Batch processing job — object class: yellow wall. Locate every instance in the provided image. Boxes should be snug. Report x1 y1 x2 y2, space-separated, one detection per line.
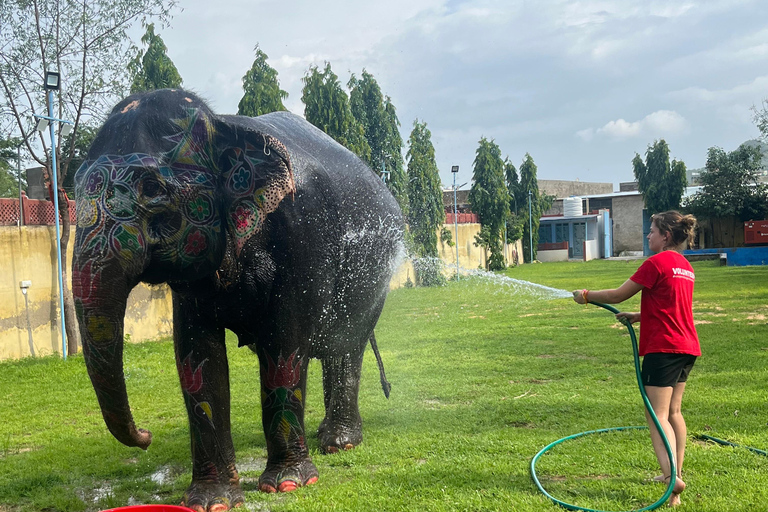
0 226 172 361
389 223 524 288
1 223 522 361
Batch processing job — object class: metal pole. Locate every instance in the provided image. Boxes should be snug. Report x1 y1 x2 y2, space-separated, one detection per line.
46 89 67 360
17 145 23 226
453 172 459 281
528 190 533 263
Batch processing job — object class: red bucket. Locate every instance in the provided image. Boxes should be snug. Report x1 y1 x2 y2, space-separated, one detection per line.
101 506 195 512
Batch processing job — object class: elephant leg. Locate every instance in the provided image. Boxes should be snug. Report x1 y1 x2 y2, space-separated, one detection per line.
318 345 365 453
257 346 318 493
173 298 243 512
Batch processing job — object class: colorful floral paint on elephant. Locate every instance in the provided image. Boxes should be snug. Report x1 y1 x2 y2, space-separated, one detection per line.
262 350 305 445
178 353 215 427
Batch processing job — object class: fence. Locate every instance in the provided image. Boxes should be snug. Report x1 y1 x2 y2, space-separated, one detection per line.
445 212 480 224
0 194 77 226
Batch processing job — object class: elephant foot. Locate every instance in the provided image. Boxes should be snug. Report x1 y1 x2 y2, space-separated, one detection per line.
318 418 362 454
181 480 244 512
258 459 319 493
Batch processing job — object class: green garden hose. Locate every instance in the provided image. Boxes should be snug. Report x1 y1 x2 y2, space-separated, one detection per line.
530 301 676 512
530 301 767 511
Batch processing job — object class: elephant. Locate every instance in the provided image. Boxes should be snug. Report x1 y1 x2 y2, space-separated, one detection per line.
71 88 404 511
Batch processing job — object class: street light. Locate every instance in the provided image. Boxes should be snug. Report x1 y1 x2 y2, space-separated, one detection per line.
451 165 460 281
528 190 533 263
33 70 72 360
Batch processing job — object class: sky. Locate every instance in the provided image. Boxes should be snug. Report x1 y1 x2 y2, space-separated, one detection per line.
149 0 768 191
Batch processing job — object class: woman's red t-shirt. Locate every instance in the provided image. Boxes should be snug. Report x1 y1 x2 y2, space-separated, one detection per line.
630 250 701 356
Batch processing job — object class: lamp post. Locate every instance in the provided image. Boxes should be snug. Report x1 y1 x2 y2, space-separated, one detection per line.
451 165 460 280
33 70 72 360
528 190 533 263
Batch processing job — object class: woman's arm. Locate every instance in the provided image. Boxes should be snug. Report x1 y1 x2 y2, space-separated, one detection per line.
572 279 643 305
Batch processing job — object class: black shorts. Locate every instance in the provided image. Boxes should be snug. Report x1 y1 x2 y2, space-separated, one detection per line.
641 353 697 387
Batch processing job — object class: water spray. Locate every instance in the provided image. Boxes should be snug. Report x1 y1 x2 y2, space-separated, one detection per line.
531 300 767 512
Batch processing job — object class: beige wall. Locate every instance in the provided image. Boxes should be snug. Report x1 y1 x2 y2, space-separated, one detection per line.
389 223 524 287
539 180 613 198
2 223 522 361
611 195 645 254
0 226 173 361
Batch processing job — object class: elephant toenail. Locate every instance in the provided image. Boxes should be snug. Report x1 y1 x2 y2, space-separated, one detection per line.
343 443 354 450
278 480 298 492
307 477 318 485
259 483 278 493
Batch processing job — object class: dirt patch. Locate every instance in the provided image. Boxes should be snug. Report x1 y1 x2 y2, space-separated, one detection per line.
537 354 556 359
468 315 486 319
746 314 767 321
694 320 712 325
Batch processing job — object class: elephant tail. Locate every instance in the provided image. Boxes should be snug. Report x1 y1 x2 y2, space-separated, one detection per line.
369 332 391 399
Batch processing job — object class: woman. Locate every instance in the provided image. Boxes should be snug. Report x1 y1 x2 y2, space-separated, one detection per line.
572 210 699 507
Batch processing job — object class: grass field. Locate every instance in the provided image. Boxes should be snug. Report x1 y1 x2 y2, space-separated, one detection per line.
1 259 767 511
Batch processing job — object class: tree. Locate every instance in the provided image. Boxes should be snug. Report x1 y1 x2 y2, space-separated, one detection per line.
382 96 408 216
0 0 176 355
348 71 408 214
0 137 20 197
684 144 768 222
301 63 370 161
504 158 524 244
237 44 288 116
405 120 445 286
518 153 552 263
633 139 687 215
129 23 182 93
752 99 768 142
469 137 508 270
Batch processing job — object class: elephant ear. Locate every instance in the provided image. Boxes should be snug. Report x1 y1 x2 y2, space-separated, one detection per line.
215 122 296 254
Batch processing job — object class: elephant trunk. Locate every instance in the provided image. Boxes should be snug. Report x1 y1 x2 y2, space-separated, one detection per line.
72 254 152 450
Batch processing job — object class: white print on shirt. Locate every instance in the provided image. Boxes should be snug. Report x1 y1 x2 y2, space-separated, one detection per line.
672 267 695 281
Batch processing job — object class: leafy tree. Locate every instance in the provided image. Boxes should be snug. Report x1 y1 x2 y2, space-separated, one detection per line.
129 23 182 93
0 0 176 354
382 96 408 216
405 120 445 285
684 144 768 221
469 137 508 270
504 158 524 244
752 99 768 141
237 44 288 116
632 139 687 215
0 137 20 198
348 71 408 213
301 63 370 161
348 70 387 169
518 153 552 263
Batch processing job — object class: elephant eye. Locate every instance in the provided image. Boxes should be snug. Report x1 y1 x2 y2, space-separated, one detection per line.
141 176 164 198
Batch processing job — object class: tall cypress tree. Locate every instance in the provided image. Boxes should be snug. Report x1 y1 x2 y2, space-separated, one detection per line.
129 23 183 93
469 138 508 270
382 96 408 216
237 45 288 116
518 153 550 263
406 120 445 285
301 63 370 161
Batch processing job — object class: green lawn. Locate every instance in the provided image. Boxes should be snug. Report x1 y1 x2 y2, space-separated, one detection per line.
1 259 766 511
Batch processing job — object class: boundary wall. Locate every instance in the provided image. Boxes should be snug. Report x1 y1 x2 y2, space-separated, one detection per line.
1 223 522 361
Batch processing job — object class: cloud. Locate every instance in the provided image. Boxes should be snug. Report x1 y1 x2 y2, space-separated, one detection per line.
578 110 689 140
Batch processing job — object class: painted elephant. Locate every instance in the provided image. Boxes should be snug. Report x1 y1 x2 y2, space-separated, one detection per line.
72 89 403 511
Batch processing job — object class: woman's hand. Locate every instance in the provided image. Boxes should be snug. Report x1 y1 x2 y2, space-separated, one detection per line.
615 312 640 325
572 290 587 305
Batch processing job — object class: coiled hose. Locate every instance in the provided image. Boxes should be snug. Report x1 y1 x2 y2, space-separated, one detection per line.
530 301 767 511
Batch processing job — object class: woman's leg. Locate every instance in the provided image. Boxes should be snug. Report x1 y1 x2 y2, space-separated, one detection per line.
645 385 686 505
644 385 676 478
668 382 688 476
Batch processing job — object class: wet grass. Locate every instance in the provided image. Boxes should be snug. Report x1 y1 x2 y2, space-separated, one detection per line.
0 259 767 511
